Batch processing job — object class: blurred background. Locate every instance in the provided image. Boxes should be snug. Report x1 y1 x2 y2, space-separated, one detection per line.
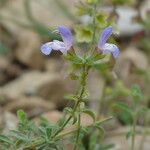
0 0 150 149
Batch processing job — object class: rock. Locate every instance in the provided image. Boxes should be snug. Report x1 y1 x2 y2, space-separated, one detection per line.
4 96 55 118
88 70 105 113
0 56 10 84
114 46 148 86
99 6 143 36
0 56 21 85
0 71 68 107
104 127 150 150
0 0 75 69
2 112 18 134
0 0 73 33
116 7 143 36
14 31 45 69
45 58 66 73
42 110 63 123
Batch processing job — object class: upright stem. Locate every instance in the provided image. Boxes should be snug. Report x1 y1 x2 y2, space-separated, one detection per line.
74 111 81 150
52 65 89 139
139 113 149 150
89 1 97 56
73 65 88 150
131 114 137 150
91 2 97 46
52 101 79 138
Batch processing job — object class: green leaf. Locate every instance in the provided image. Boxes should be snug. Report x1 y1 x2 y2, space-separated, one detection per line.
112 102 133 125
86 0 94 3
93 63 109 70
112 0 133 5
96 13 107 28
94 125 105 136
112 102 133 115
64 94 79 101
0 135 13 145
64 107 73 114
10 130 29 142
72 113 78 124
75 4 89 16
69 73 79 80
131 85 142 102
138 107 149 115
81 89 89 100
126 131 133 139
75 26 93 43
81 108 96 122
64 52 83 65
86 53 105 66
17 110 28 124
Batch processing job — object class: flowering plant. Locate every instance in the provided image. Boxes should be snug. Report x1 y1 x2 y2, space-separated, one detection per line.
0 0 121 150
41 26 119 58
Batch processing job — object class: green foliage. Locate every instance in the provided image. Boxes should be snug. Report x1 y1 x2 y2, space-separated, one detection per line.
111 0 134 5
64 94 79 101
74 0 115 44
0 110 111 149
111 84 149 150
112 102 133 125
0 110 63 149
95 13 108 28
0 0 121 149
86 0 97 4
75 26 93 43
131 85 142 103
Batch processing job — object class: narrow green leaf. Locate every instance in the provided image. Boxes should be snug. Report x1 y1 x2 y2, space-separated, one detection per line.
72 113 78 124
112 102 133 115
131 85 142 102
64 107 73 114
64 52 83 65
86 53 105 66
64 94 78 101
0 135 13 145
17 110 28 123
75 26 93 43
126 130 134 139
94 125 105 136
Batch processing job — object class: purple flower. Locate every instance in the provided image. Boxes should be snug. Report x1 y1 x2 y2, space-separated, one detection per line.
98 26 120 58
41 26 73 55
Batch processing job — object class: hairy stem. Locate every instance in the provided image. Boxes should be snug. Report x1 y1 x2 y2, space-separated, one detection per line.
74 109 81 150
91 2 97 46
131 114 138 150
51 65 89 139
139 113 149 150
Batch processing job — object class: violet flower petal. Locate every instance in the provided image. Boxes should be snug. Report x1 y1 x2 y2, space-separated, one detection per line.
41 26 73 56
102 43 120 58
58 26 73 50
98 26 113 48
51 40 67 54
41 42 53 55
